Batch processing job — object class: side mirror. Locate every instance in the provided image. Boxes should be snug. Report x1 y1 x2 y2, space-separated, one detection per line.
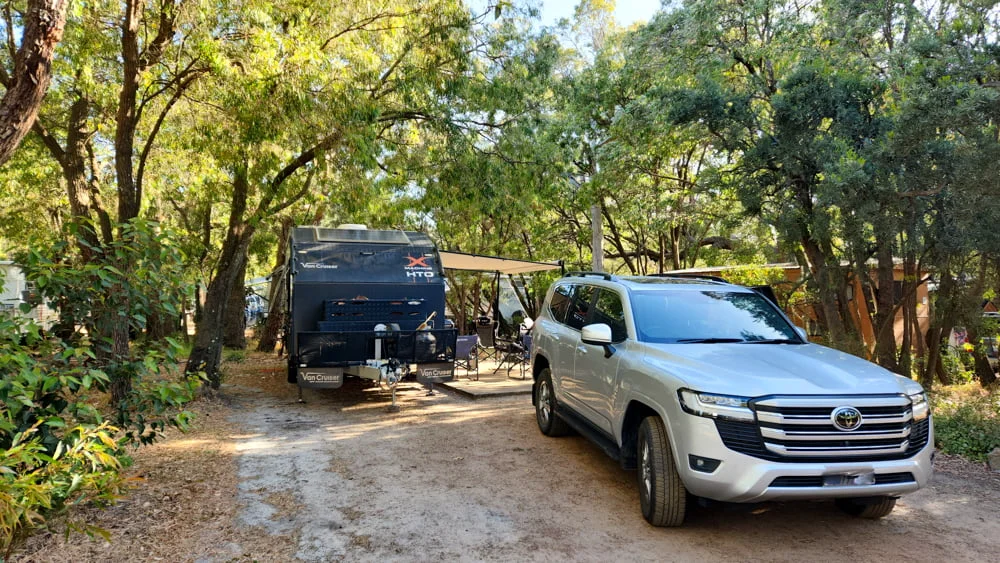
581 323 613 345
795 326 808 341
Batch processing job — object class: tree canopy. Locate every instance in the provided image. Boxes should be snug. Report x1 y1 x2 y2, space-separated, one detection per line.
2 0 1000 387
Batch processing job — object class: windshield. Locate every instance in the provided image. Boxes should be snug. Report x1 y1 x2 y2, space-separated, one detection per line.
631 290 800 344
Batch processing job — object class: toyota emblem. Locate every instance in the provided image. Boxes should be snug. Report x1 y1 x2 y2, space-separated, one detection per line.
831 406 863 431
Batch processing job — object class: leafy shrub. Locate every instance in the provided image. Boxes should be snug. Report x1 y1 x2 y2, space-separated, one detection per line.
0 423 126 560
941 349 975 385
932 389 1000 461
0 220 200 554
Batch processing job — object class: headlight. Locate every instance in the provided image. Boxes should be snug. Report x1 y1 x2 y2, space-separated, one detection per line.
908 391 930 421
678 389 756 422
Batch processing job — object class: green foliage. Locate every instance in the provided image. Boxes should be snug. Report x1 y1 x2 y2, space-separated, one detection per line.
0 422 126 560
0 224 198 553
17 219 191 354
223 348 247 363
0 315 107 452
933 391 1000 462
941 348 976 386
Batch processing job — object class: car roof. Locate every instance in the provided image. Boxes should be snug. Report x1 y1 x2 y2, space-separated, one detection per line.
557 273 755 293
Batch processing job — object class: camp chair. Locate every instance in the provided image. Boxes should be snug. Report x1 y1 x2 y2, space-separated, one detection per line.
454 334 479 380
475 319 498 362
494 331 531 379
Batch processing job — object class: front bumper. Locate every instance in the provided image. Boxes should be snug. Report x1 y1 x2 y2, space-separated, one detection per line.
674 415 934 503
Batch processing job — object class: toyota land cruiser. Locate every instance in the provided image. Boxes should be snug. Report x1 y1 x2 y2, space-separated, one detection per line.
530 272 933 526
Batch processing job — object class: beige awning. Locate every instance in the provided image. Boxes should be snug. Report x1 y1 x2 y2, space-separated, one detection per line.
439 251 562 275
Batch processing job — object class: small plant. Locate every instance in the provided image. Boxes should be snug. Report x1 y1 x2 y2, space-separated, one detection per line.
941 349 975 385
0 422 126 560
223 348 247 363
932 387 1000 462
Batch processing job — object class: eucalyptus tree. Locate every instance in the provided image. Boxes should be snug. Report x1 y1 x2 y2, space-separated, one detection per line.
183 0 505 386
630 0 882 349
3 0 215 402
0 0 68 165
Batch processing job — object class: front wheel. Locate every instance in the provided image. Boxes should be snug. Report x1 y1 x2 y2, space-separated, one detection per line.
835 496 897 518
534 368 569 437
637 415 687 527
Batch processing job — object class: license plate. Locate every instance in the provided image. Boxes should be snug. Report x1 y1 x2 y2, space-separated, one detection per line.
823 472 875 487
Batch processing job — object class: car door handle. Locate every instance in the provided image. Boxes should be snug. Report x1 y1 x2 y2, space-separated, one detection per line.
576 345 588 354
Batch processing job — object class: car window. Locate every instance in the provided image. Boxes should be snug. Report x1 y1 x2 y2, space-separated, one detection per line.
593 289 627 342
549 284 573 323
566 285 595 330
630 290 799 343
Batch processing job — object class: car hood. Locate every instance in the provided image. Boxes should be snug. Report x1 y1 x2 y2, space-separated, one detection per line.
641 342 917 397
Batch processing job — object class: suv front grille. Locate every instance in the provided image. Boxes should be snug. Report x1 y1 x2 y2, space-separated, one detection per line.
715 395 930 463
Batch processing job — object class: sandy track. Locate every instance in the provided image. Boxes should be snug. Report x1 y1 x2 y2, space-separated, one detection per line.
225 377 1000 563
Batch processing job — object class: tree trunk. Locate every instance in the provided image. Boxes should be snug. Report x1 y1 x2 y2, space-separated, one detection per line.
186 231 252 387
104 254 134 405
671 225 682 270
223 258 247 349
873 233 898 371
591 203 603 272
800 235 848 345
186 166 252 388
898 224 919 377
966 324 997 387
258 218 293 352
923 266 957 388
0 0 68 166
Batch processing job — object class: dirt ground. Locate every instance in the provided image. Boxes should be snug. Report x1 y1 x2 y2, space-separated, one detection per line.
15 354 1000 562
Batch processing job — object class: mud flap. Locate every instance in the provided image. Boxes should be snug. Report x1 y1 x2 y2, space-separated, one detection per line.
297 367 344 389
415 362 455 384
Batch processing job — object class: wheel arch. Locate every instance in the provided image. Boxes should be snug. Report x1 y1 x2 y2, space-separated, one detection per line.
620 399 660 470
531 354 550 406
532 353 550 380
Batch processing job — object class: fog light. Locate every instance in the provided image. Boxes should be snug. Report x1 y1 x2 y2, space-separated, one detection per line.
688 454 721 473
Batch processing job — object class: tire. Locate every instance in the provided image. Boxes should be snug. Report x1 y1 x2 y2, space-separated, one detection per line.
835 496 897 518
534 368 570 437
637 415 687 527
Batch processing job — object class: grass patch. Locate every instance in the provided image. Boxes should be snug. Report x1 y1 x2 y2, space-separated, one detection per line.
223 348 247 363
931 384 1000 462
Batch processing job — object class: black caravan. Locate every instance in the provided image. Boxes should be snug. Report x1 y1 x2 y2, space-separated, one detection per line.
285 226 457 390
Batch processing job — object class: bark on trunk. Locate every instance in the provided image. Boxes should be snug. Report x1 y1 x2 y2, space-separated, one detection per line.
873 234 898 370
591 203 604 272
0 0 68 166
966 324 997 387
186 232 252 387
223 258 247 349
801 235 848 345
923 267 957 388
257 218 293 352
186 167 253 387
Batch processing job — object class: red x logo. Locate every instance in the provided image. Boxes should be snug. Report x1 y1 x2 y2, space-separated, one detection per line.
406 255 430 267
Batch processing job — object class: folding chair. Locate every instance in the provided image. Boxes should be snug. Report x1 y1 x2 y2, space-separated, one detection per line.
516 333 532 380
492 334 521 376
454 334 480 380
475 319 498 363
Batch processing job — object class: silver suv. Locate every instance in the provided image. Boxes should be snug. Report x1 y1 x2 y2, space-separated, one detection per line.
530 272 933 526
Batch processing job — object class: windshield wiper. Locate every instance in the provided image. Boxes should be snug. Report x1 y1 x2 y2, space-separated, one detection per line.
674 338 746 343
742 338 802 344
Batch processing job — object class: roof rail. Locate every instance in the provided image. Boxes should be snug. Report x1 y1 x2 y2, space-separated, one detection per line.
647 273 730 284
564 271 614 281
